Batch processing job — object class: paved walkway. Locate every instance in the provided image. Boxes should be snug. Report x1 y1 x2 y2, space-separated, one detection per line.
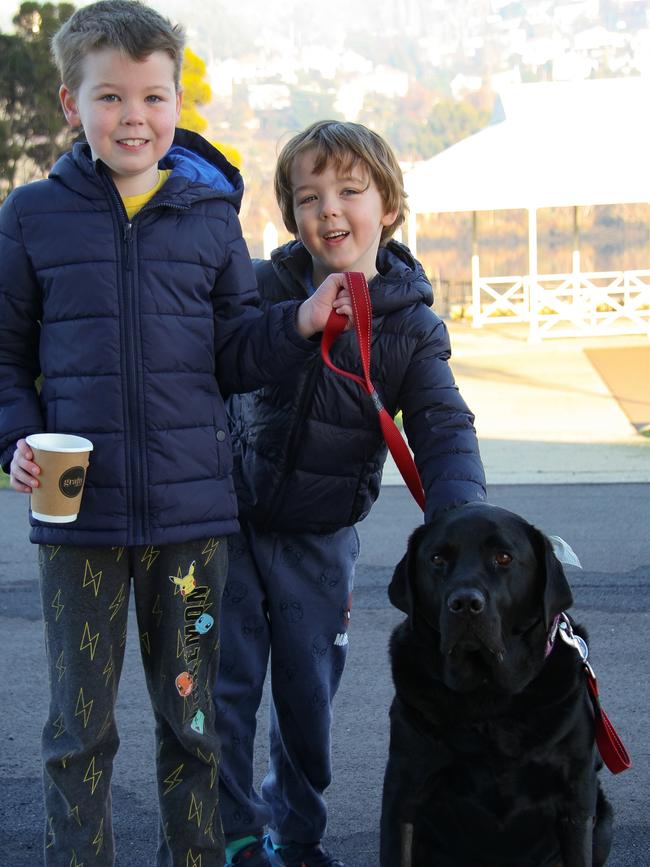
382 320 650 487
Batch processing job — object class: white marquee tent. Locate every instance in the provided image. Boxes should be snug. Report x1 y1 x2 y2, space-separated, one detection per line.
402 77 650 338
404 76 650 218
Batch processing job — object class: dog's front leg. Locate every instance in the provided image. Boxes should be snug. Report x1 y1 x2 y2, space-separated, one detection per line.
380 704 421 867
400 822 414 867
380 701 446 867
558 815 593 867
559 753 604 867
380 750 409 867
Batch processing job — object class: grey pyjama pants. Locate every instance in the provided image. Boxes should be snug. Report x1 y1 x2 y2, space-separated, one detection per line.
38 538 228 866
214 523 359 846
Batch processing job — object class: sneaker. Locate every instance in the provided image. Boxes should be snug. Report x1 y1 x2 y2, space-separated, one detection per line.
230 838 273 866
264 836 346 867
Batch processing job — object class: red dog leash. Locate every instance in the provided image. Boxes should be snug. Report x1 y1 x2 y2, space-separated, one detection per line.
585 666 631 774
552 613 631 774
321 271 425 511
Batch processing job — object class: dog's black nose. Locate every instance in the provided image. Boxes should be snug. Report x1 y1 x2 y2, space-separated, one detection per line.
447 588 486 616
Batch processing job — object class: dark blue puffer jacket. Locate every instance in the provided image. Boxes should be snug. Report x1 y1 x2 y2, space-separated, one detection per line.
0 130 318 546
228 239 486 533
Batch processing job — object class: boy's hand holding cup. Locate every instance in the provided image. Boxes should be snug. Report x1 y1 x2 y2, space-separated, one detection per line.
12 434 93 523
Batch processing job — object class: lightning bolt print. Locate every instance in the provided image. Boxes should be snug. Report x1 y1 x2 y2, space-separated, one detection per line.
46 816 55 849
203 806 216 842
83 756 103 795
140 631 151 655
163 763 185 795
68 805 82 827
111 545 125 562
201 538 220 566
102 647 115 686
188 792 203 827
152 594 163 627
82 559 102 596
97 711 112 742
197 749 218 790
52 713 66 740
69 848 83 865
141 545 161 571
109 583 126 622
186 850 202 867
80 621 99 660
55 650 66 682
46 544 61 560
51 589 64 622
92 818 104 856
75 687 94 728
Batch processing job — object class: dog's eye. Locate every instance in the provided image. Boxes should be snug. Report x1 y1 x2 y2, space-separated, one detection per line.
431 554 446 568
494 551 512 566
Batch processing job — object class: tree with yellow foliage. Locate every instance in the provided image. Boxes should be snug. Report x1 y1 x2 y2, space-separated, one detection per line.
180 47 210 134
180 46 241 169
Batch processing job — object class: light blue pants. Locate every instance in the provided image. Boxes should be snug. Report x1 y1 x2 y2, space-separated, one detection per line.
214 523 359 846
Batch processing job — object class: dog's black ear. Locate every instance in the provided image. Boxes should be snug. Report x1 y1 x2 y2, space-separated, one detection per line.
534 529 574 629
388 524 427 617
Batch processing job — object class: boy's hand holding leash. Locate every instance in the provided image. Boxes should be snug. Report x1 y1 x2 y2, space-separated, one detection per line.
296 272 353 337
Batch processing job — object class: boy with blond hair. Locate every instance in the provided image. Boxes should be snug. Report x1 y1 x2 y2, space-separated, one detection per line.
0 4 350 865
214 120 486 866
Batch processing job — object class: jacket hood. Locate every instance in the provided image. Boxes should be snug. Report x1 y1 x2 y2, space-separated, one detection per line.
268 238 433 315
49 127 244 212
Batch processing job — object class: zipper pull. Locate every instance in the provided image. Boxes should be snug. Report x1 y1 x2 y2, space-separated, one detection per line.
123 223 134 270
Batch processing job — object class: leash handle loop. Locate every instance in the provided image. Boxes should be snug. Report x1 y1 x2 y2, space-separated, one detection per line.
321 272 425 511
586 668 632 774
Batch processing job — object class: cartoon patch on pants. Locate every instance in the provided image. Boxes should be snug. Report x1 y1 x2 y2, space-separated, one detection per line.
175 671 194 697
170 560 196 598
194 612 214 634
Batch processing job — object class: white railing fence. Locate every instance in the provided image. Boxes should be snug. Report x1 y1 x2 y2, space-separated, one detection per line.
472 268 650 341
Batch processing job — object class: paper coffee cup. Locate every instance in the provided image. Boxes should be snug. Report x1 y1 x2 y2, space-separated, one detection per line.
26 433 93 523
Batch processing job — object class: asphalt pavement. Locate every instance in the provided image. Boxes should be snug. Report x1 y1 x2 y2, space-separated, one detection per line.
0 482 648 867
1 321 648 866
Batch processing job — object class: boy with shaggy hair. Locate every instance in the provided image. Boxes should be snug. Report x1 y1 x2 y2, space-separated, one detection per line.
214 120 487 866
0 4 350 865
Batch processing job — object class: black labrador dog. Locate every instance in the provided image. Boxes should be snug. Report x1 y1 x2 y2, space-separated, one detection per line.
380 502 613 867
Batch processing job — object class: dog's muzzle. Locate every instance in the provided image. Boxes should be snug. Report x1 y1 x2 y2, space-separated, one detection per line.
447 587 487 616
441 586 505 663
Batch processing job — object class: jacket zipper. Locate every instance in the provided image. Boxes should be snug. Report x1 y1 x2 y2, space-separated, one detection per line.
120 219 147 544
100 179 147 544
93 160 194 543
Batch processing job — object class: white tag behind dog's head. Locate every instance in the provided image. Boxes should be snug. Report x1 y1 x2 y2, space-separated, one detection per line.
548 535 582 569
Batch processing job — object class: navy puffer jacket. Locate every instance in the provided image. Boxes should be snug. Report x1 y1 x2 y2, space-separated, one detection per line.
0 130 318 546
228 239 486 533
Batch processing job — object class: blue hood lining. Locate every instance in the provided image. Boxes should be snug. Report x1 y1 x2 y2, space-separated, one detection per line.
163 145 235 195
